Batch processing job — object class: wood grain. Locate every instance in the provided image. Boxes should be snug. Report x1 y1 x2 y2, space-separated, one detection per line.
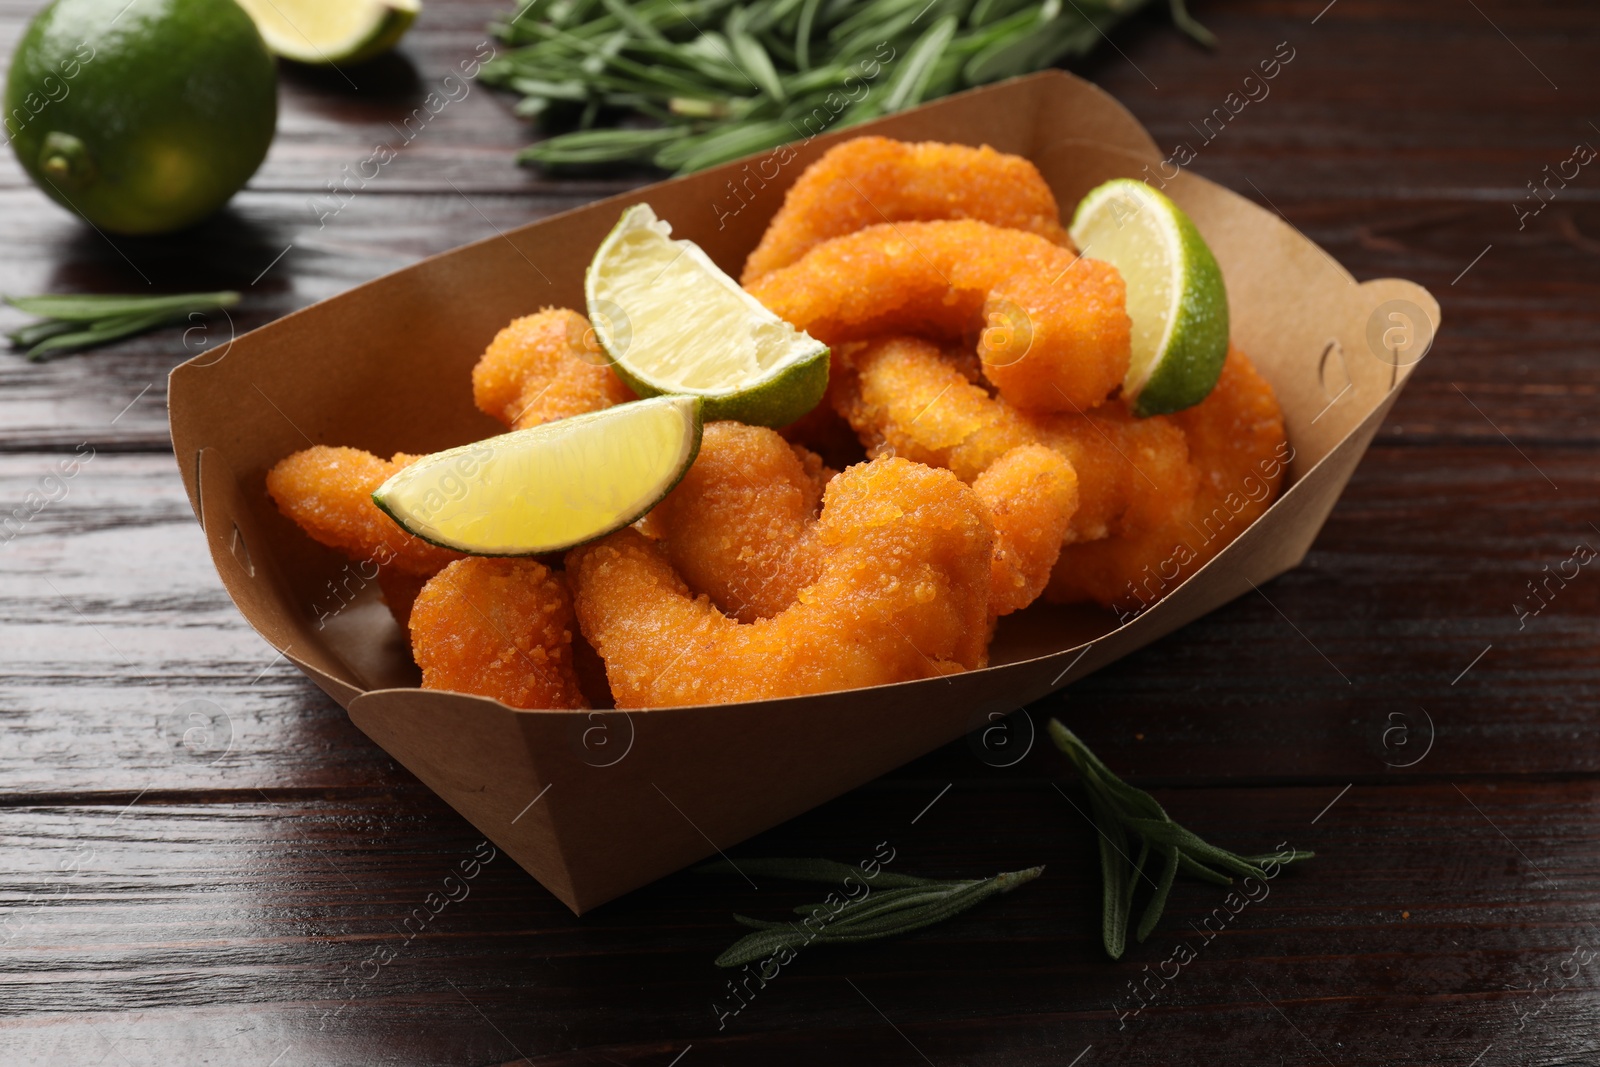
2 0 1598 1063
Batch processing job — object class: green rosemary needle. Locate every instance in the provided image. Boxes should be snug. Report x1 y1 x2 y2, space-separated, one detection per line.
696 857 1043 967
1049 718 1314 959
488 0 1216 174
4 291 240 361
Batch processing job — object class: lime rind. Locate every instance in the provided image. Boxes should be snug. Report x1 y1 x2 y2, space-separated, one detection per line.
1069 179 1229 418
373 395 703 556
238 0 418 66
586 203 830 427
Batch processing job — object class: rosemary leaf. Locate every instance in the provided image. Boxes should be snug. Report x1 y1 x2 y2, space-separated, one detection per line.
1121 816 1267 881
715 926 809 967
7 319 79 348
4 290 239 322
657 117 797 172
1089 788 1134 959
1176 849 1233 886
702 861 1042 967
1049 719 1167 822
790 884 953 915
5 290 240 360
812 870 1037 939
1243 849 1317 867
1136 845 1180 943
25 310 183 360
493 0 1202 172
793 0 821 68
1049 719 1315 957
877 12 958 114
1167 0 1216 47
727 9 789 101
518 125 690 166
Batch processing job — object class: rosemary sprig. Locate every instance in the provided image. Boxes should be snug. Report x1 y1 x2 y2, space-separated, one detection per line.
1049 719 1314 959
3 291 240 361
487 0 1215 174
696 857 1043 967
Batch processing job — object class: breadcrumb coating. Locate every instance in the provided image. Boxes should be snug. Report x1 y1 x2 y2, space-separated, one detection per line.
974 444 1079 616
1045 346 1288 611
472 308 635 430
266 446 463 577
568 457 992 707
834 335 1195 546
647 421 832 623
410 557 587 710
747 219 1129 412
837 335 1032 482
741 137 1070 283
1024 402 1199 544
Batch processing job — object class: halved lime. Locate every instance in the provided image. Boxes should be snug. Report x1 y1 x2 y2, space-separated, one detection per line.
234 0 419 66
586 203 829 427
373 396 702 555
1068 179 1229 417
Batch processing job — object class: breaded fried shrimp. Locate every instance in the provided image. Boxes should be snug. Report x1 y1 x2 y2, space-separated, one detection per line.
568 458 993 707
1175 345 1288 520
1024 403 1198 543
835 336 1194 545
838 335 1032 482
740 137 1070 283
1045 347 1288 611
472 308 635 430
973 445 1078 616
647 421 831 623
266 446 463 576
747 220 1130 411
410 557 587 710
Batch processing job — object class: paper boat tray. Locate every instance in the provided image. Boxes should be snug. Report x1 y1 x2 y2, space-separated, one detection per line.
169 71 1438 914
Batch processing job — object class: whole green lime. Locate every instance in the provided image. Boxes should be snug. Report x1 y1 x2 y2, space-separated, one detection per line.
5 0 277 235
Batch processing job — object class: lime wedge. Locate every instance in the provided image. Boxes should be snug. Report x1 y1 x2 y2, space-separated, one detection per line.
586 203 829 427
234 0 419 66
373 396 702 555
1068 179 1229 417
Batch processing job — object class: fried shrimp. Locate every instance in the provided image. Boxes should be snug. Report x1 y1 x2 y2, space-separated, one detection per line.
740 137 1070 284
568 458 993 707
1045 347 1288 611
1023 403 1198 543
973 445 1078 616
645 421 832 623
267 446 463 576
409 557 587 710
747 220 1129 411
472 308 635 430
837 335 1032 482
835 336 1194 544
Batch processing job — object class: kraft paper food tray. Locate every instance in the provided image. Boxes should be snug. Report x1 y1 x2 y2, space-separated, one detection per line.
168 71 1438 914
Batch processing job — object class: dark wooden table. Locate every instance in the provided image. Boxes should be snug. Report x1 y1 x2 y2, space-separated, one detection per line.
3 1 1597 1063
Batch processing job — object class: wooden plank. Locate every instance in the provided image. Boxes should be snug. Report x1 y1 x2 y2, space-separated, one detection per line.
1 780 1593 1063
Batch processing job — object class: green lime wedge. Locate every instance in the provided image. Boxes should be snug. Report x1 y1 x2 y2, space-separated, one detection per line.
373 396 702 555
586 203 829 427
1068 179 1229 417
235 0 419 66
